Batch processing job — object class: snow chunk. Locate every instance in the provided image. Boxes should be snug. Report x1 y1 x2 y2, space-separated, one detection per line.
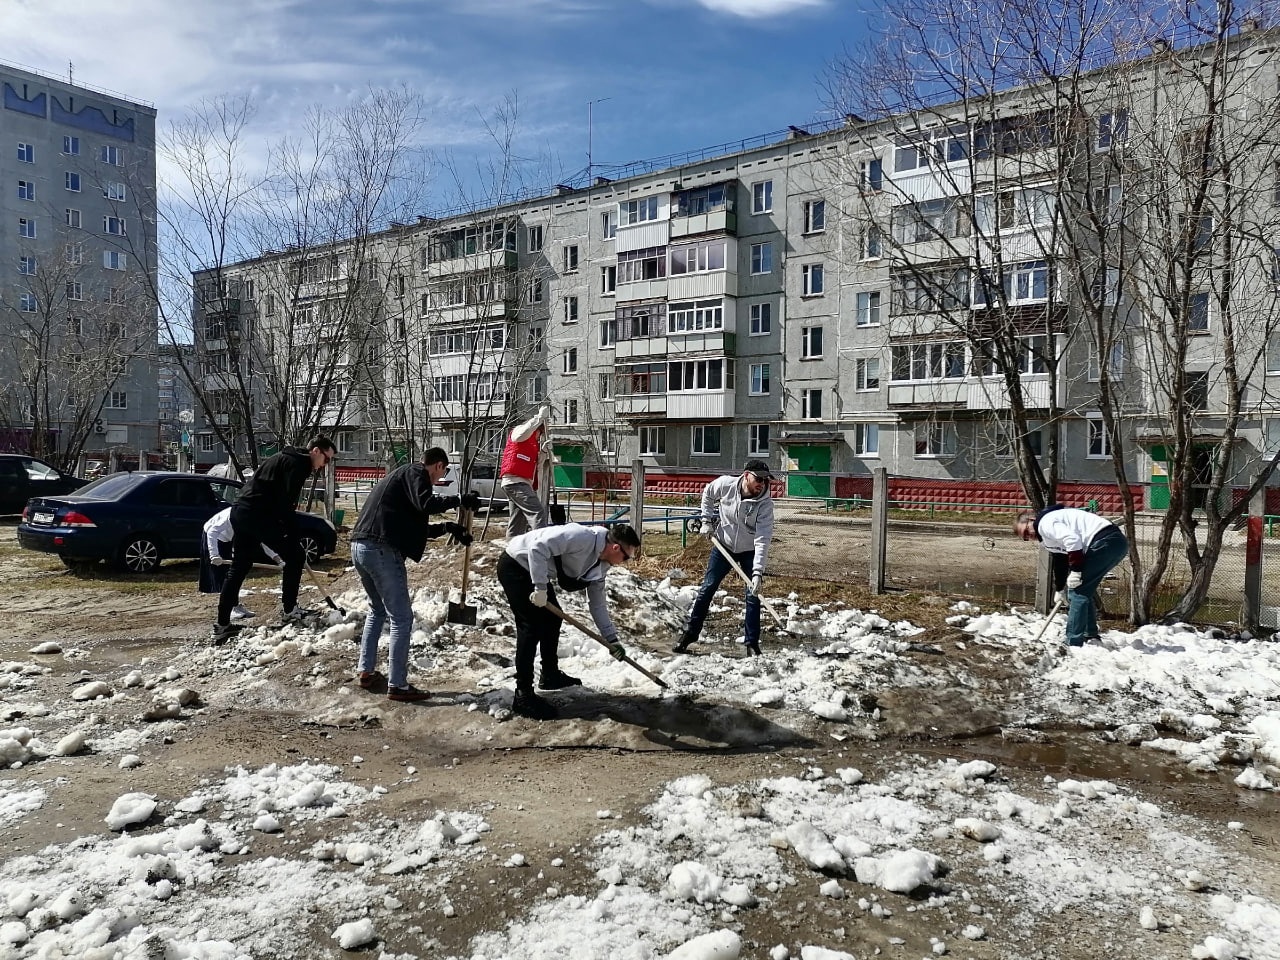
953 817 1001 842
332 918 377 949
786 822 846 872
105 792 156 830
666 929 742 960
71 680 113 701
668 861 723 903
853 849 941 893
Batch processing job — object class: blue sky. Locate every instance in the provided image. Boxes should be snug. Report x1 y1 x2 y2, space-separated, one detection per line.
8 0 873 207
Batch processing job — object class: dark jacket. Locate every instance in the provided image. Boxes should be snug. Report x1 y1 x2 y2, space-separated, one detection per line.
234 447 315 529
351 463 454 562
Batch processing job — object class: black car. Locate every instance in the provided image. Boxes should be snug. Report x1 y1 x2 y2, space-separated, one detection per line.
18 472 338 573
0 454 87 515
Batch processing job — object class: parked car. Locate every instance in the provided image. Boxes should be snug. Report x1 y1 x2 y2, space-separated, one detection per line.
17 472 337 573
0 454 87 515
434 461 507 513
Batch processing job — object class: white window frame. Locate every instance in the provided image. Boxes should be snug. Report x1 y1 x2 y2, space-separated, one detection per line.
563 244 579 273
527 277 543 303
639 426 666 456
691 424 722 456
621 196 659 225
855 290 881 327
1087 340 1126 382
749 302 771 335
1086 416 1111 458
1095 109 1129 151
667 298 723 334
1188 291 1210 333
751 180 773 214
99 145 122 166
854 423 879 457
566 399 579 424
750 242 773 275
749 362 771 396
803 198 826 233
527 224 543 252
749 423 770 456
62 135 79 156
18 180 34 201
65 243 83 265
855 357 880 392
914 421 957 458
17 142 33 163
800 388 823 420
199 433 215 453
563 295 579 324
801 326 824 360
601 209 617 239
563 347 578 374
66 281 83 301
19 293 37 312
103 250 126 271
104 216 127 236
861 224 882 260
601 264 616 295
18 217 36 239
104 181 127 202
108 391 128 409
801 263 825 296
18 256 36 276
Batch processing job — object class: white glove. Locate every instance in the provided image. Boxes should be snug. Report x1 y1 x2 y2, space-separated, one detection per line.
700 524 715 540
750 573 764 596
1054 590 1066 605
210 555 230 567
1066 571 1083 590
275 557 287 569
530 588 548 608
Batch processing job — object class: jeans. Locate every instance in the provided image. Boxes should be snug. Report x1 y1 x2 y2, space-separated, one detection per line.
1065 531 1129 646
496 552 562 689
503 479 549 538
351 539 415 688
686 546 761 647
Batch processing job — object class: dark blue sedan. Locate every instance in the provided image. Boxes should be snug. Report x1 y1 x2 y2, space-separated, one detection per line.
18 472 337 573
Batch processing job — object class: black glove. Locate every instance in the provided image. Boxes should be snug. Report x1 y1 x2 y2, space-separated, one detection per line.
439 495 460 511
443 521 472 547
460 491 482 512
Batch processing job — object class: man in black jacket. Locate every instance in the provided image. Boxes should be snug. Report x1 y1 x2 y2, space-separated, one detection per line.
350 447 479 702
212 435 336 644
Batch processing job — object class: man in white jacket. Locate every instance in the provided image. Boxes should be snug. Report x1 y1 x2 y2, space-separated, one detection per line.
674 459 775 656
199 506 283 620
1014 504 1128 647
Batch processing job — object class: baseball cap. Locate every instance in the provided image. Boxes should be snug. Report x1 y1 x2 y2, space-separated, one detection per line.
743 458 772 481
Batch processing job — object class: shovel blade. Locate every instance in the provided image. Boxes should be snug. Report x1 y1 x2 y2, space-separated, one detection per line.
446 601 477 626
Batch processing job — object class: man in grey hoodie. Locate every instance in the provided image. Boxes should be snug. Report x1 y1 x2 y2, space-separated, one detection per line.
674 458 775 656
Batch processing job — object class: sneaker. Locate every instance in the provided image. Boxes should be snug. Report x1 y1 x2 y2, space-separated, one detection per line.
387 684 430 703
512 689 558 721
231 605 256 620
671 633 696 654
358 670 386 690
538 669 582 690
210 622 242 646
744 640 762 657
281 606 315 624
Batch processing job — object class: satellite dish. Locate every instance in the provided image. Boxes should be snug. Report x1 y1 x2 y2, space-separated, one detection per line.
178 409 194 424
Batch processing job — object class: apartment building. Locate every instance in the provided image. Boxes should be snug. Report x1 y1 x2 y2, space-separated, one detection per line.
1 61 158 461
195 25 1280 503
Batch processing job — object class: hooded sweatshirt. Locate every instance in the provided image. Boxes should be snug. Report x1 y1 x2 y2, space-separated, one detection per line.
701 474 774 575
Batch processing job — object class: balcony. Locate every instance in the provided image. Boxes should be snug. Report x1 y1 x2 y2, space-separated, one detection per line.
203 297 241 318
667 271 737 301
670 208 736 240
614 394 667 416
317 406 364 428
430 297 516 321
668 331 735 356
887 381 967 407
966 375 1052 410
426 249 518 278
616 278 668 304
615 337 669 360
667 391 735 420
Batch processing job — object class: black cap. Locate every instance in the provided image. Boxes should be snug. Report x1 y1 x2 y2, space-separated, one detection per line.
744 458 772 480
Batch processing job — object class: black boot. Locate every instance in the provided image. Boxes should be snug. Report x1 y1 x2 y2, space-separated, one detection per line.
539 668 582 690
512 688 558 720
672 632 695 653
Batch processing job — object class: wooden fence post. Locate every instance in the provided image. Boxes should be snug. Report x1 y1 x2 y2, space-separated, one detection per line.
870 467 888 594
1243 475 1265 633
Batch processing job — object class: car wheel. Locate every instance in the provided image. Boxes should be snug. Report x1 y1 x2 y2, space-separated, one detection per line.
118 536 161 573
298 535 321 565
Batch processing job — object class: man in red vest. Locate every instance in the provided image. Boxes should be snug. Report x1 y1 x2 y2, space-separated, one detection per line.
500 406 552 538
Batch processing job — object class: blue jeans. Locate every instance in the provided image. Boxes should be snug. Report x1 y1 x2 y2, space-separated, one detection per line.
351 539 415 688
686 546 761 647
1065 532 1128 646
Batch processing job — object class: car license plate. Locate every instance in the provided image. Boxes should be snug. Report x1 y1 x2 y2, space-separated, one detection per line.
32 511 55 525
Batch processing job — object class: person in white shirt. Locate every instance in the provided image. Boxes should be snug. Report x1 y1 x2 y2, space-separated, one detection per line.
499 406 554 538
1014 505 1128 647
199 506 282 620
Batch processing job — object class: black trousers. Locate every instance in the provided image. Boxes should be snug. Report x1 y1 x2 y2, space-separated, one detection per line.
497 552 562 690
216 504 302 625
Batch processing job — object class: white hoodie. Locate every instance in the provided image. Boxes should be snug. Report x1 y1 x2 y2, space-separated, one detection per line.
701 474 774 575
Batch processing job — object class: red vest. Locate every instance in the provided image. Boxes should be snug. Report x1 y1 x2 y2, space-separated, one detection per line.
500 430 540 482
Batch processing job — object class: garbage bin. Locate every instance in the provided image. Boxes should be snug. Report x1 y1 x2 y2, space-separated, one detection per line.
331 508 346 527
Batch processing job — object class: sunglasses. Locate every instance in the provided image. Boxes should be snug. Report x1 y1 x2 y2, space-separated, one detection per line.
614 542 636 562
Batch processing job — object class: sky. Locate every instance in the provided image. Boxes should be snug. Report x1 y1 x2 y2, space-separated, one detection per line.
5 0 875 210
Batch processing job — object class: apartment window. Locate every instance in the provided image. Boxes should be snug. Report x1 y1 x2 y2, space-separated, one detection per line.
1091 266 1121 306
563 245 579 272
18 256 36 275
563 347 578 374
599 318 614 348
99 145 122 165
915 421 957 457
530 325 545 353
855 357 880 391
601 209 617 239
104 216 127 236
800 389 823 420
265 294 276 316
66 317 83 337
750 241 773 275
103 251 126 271
861 157 883 191
563 295 579 324
861 224 882 259
1093 183 1124 226
66 281 83 301
751 180 773 214
108 391 128 409
1095 109 1129 151
63 135 79 155
670 239 727 275
749 363 771 395
621 196 659 225
856 290 881 327
749 302 771 335
527 224 544 252
639 426 666 456
104 182 126 202
669 358 731 392
618 247 665 282
527 277 543 303
566 399 579 424
668 298 723 333
334 432 354 455
803 199 826 233
65 172 80 193
801 326 824 360
1188 292 1210 333
598 372 612 399
18 180 34 201
18 218 36 239
749 424 770 456
891 341 967 381
1087 340 1126 381
692 425 722 455
854 423 879 456
972 187 1053 235
65 208 81 228
1086 417 1111 458
894 197 970 243
198 433 215 453
802 263 825 296
17 142 33 163
972 260 1049 307
19 293 37 313
601 264 616 294
524 373 546 403
1186 371 1210 412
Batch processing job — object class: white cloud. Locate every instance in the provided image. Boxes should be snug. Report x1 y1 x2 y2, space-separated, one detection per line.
692 0 832 17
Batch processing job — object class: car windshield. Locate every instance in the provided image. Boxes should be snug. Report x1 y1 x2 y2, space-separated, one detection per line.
75 473 147 499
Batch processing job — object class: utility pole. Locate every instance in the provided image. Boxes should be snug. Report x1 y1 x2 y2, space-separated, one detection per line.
587 97 611 184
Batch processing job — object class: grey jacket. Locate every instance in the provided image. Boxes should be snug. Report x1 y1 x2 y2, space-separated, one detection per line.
505 523 618 642
700 474 774 575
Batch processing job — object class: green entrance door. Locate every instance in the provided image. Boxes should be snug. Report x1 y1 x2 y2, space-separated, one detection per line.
553 444 585 488
786 444 832 498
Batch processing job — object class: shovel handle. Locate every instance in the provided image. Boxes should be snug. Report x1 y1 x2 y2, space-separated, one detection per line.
304 561 344 614
545 601 669 690
710 539 787 629
1032 597 1064 644
458 508 473 598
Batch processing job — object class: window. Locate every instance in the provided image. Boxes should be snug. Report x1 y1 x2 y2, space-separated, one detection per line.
801 389 823 419
199 434 215 453
563 347 578 374
751 180 773 214
566 399 579 424
527 224 543 252
861 157 883 191
599 318 614 348
740 424 766 457
617 247 666 282
563 245 579 272
65 172 80 193
894 127 970 172
861 224 882 259
104 216 127 236
18 180 34 201
855 423 879 456
972 187 1053 235
265 295 276 316
856 290 881 327
1088 340 1126 381
996 422 1043 458
19 293 37 312
668 298 723 333
530 325 545 353
65 208 81 228
621 197 659 225
104 182 126 202
1095 109 1129 151
17 142 33 163
563 295 579 324
801 326 823 360
601 209 617 239
750 242 773 275
855 357 880 391
1188 292 1210 333
527 374 547 402
803 199 826 233
749 363 771 395
601 264 616 294
19 256 36 275
669 358 731 392
639 426 666 456
1087 417 1111 458
99 145 122 165
108 391 128 409
67 316 83 336
336 432 354 455
692 425 722 455
749 302 771 335
670 239 727 275
18 217 36 239
1091 266 1121 306
915 421 957 457
1093 183 1124 225
527 277 544 303
972 260 1049 307
1186 371 1210 412
66 281 83 301
894 197 969 243
598 372 612 399
103 251 126 271
802 263 825 296
674 184 729 216
63 135 79 155
891 342 967 381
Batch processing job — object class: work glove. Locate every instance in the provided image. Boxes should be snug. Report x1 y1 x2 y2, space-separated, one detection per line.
700 524 715 541
275 557 287 569
530 588 548 608
606 640 627 662
439 495 461 511
460 491 482 512
210 555 230 567
443 522 472 547
750 573 764 596
1066 571 1083 590
1053 589 1067 605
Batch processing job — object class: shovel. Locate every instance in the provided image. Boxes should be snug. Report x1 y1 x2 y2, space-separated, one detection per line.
1032 596 1064 644
303 560 346 615
545 600 669 690
446 508 477 626
709 538 789 631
